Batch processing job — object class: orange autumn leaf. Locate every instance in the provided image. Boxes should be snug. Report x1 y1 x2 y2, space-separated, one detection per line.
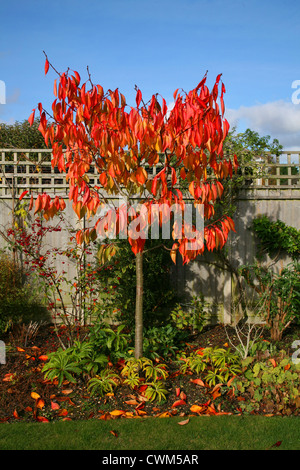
3 373 15 382
98 412 111 421
178 418 189 426
38 355 48 361
190 405 203 414
158 411 171 418
58 408 68 417
110 410 125 417
190 378 205 387
16 346 25 352
269 358 277 368
109 430 118 438
36 398 45 409
61 389 73 395
13 410 20 419
125 399 139 406
135 409 147 416
31 392 41 400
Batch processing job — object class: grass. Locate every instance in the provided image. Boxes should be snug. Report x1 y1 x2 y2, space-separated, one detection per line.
0 415 299 450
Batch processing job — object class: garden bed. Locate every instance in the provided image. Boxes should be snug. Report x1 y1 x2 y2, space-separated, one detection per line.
1 322 299 423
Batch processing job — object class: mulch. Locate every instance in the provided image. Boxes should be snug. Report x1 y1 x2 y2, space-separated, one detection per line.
0 322 299 423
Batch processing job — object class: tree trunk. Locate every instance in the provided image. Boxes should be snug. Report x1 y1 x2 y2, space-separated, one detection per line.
135 251 143 359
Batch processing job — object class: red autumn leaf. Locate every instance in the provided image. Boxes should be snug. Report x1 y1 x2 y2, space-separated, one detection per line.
51 401 60 410
136 89 142 107
175 387 181 397
36 416 49 423
13 410 20 419
45 58 50 75
28 109 35 126
38 355 48 361
3 373 15 382
172 399 186 408
58 408 68 417
109 430 118 438
269 358 277 368
19 190 28 201
190 378 205 387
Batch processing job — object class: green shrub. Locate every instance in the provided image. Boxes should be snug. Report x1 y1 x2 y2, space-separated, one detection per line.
142 323 189 360
232 353 300 413
170 294 210 332
179 346 242 387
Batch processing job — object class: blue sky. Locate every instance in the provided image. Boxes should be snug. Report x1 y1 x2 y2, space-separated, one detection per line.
1 0 300 149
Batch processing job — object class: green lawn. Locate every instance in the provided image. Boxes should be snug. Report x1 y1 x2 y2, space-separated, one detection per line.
0 415 299 450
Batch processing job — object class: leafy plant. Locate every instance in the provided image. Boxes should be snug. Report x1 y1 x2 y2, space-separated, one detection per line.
232 353 300 414
142 323 189 359
171 294 210 333
87 369 119 396
41 348 82 387
88 323 130 362
144 381 168 402
179 346 242 387
253 216 300 260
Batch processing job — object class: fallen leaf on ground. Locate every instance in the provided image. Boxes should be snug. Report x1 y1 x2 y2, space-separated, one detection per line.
172 399 186 408
36 398 45 409
36 416 49 422
190 378 205 387
190 405 203 414
125 399 139 406
109 430 118 437
51 401 60 410
31 392 41 400
110 410 125 417
178 418 189 425
38 355 48 361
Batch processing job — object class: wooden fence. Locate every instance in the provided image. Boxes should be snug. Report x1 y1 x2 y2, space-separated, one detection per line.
0 148 299 323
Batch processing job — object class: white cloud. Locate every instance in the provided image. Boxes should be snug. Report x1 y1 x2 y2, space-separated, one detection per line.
225 100 300 150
